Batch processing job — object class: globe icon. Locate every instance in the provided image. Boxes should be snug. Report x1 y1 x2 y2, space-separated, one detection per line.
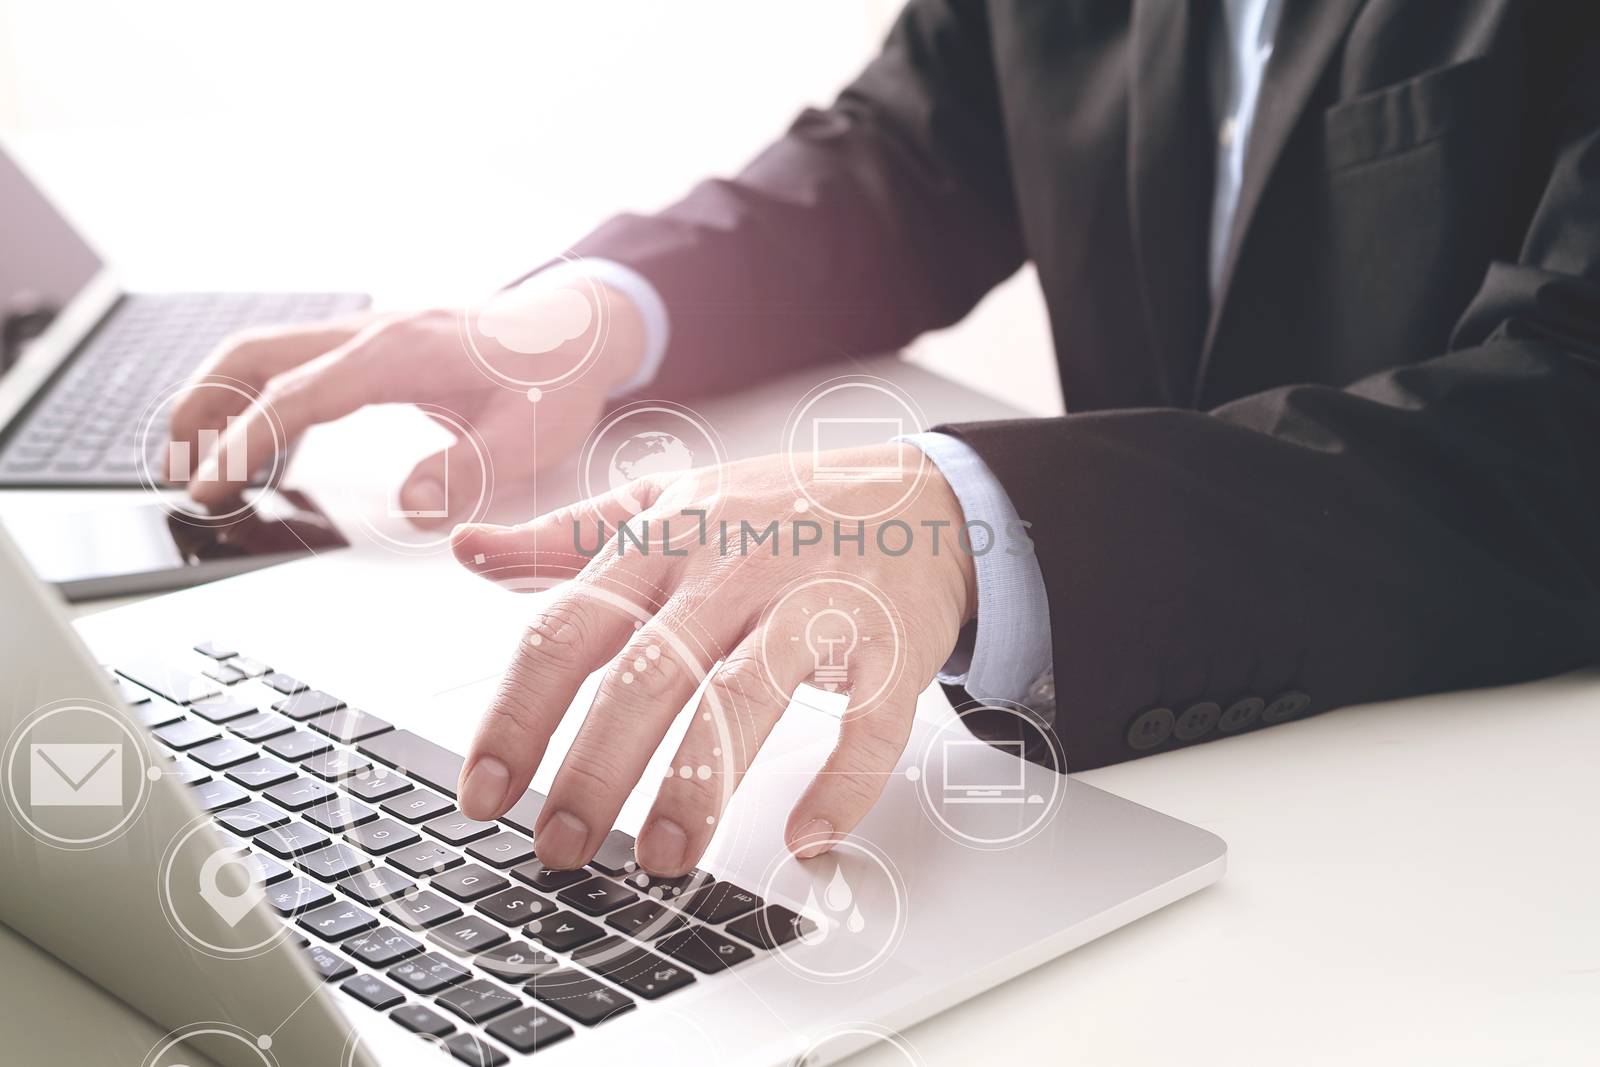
608 431 696 512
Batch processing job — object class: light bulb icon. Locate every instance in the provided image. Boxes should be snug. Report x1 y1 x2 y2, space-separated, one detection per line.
801 598 860 692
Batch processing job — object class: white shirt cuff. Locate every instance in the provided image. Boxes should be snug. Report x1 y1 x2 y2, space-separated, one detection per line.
901 431 1054 708
529 258 670 397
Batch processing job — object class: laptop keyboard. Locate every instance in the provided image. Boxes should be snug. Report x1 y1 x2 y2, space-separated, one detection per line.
113 642 813 1064
0 291 367 485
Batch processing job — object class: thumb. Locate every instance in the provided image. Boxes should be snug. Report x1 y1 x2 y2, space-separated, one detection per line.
397 440 485 529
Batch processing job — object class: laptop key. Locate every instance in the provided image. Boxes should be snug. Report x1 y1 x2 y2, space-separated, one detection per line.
358 729 465 798
510 861 591 893
261 672 308 695
310 708 393 744
726 904 818 950
339 973 404 1012
242 850 292 886
227 712 295 742
193 640 236 660
476 940 557 983
379 787 453 824
606 898 688 940
299 900 377 941
190 777 249 812
656 925 755 973
336 865 415 906
681 881 762 924
524 911 604 954
300 749 372 782
255 820 332 859
346 817 420 855
389 951 471 995
229 656 272 678
303 942 355 982
431 864 508 903
131 699 184 729
264 777 336 811
436 978 520 1026
342 925 423 967
226 756 297 790
298 843 371 882
500 790 546 837
342 766 412 802
214 801 290 836
441 1032 509 1067
390 1003 454 1039
616 867 711 902
476 885 554 928
116 660 222 705
303 796 377 833
201 662 247 686
423 813 498 846
588 829 639 876
272 690 344 721
189 696 256 724
153 719 220 751
465 831 536 870
527 969 635 1026
388 840 465 878
429 915 510 955
268 876 334 917
189 737 258 770
382 890 462 931
484 1004 573 1054
574 938 696 1000
263 729 332 762
557 877 637 917
163 758 210 786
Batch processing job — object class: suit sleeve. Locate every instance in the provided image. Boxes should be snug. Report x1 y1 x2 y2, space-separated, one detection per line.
941 60 1600 771
569 0 1025 401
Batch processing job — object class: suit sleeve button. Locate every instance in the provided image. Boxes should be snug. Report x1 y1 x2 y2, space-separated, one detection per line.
1127 707 1175 750
1218 696 1264 733
1262 690 1311 723
1174 701 1221 741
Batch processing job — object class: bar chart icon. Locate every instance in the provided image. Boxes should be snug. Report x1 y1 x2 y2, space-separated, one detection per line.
168 417 249 483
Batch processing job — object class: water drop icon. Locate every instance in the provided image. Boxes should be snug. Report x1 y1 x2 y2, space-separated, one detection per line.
846 905 865 934
823 865 853 913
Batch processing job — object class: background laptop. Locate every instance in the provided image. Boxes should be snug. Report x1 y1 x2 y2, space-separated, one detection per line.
0 141 367 487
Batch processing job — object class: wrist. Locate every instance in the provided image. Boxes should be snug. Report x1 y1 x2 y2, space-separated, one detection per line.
593 281 648 394
925 462 979 625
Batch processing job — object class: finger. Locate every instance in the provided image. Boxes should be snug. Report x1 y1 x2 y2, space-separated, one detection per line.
186 323 401 506
455 558 665 828
534 594 745 871
451 477 670 586
635 624 811 876
166 316 372 479
397 437 487 529
784 670 923 860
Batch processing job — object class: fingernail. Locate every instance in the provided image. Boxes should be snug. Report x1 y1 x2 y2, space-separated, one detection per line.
403 477 445 514
791 818 836 859
636 817 689 875
536 810 589 869
458 756 510 820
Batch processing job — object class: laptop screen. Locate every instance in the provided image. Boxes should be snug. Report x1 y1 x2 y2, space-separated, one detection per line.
0 145 102 374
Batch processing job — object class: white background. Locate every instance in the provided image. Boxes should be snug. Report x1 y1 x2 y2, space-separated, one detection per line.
0 0 1062 417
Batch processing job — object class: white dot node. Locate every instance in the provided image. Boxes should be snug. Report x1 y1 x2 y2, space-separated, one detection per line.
645 646 661 660
526 387 543 402
678 766 693 779
793 498 809 512
905 766 921 782
695 765 711 780
622 672 634 684
701 711 711 722
633 657 647 671
256 1035 272 1050
705 815 716 825
529 633 543 647
712 746 722 757
146 766 163 781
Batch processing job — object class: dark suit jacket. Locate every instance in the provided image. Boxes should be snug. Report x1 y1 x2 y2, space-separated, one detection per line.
571 0 1600 770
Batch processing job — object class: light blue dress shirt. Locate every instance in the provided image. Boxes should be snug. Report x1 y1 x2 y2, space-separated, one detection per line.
561 0 1285 716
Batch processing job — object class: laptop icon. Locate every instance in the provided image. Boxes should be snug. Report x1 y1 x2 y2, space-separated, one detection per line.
941 738 1027 804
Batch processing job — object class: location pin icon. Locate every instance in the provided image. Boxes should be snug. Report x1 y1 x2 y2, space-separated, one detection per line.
197 847 266 927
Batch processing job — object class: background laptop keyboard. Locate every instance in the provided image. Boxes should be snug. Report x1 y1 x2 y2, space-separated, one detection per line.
0 291 367 486
114 642 812 1065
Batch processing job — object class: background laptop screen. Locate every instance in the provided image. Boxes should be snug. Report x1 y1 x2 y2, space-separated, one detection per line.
0 145 101 373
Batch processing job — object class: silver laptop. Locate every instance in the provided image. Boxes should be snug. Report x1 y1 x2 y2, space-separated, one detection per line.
0 140 367 487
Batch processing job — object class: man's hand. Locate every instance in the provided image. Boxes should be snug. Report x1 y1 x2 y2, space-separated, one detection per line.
167 285 647 522
450 444 977 876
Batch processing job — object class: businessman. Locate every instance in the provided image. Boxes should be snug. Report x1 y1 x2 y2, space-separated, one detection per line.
170 0 1600 878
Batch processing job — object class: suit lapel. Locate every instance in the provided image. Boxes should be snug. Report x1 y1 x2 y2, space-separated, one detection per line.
1128 0 1213 406
1196 0 1368 396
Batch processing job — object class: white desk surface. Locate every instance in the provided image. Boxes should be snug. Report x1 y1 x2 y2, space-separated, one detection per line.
3 132 1598 1067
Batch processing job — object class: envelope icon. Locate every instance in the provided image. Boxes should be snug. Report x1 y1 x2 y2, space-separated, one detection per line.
30 743 123 808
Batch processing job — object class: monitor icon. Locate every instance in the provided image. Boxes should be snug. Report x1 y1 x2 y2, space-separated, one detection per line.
941 738 1029 805
811 418 905 482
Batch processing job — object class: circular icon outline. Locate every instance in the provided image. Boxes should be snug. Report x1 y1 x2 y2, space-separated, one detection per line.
574 400 727 550
142 1021 277 1067
912 697 1066 851
157 811 308 960
134 375 289 527
2 698 156 851
796 1021 927 1067
756 833 909 985
459 251 613 395
755 573 907 721
780 375 932 525
347 402 495 556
